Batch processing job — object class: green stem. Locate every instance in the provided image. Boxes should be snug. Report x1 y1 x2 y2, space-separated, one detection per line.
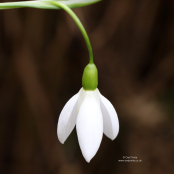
48 1 93 64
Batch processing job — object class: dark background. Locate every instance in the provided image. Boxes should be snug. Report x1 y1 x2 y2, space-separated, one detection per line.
0 0 174 173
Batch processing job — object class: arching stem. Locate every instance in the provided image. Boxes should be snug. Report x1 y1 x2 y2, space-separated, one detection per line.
48 1 93 64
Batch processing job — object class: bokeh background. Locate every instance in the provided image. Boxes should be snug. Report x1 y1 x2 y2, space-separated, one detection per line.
0 0 174 173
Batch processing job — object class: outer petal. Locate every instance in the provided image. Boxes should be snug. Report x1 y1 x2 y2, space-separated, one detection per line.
77 88 86 112
99 91 119 140
57 92 79 144
76 91 103 162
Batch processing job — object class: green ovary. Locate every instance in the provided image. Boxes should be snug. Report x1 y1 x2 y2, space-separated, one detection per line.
82 63 98 90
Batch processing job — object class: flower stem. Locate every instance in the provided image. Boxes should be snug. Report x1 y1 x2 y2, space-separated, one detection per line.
47 1 93 64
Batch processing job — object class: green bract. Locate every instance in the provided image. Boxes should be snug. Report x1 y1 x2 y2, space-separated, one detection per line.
82 63 98 91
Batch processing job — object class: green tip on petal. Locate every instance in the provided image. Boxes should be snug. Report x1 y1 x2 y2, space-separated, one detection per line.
82 63 98 90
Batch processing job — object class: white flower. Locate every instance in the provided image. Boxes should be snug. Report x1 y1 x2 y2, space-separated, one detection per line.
57 87 119 162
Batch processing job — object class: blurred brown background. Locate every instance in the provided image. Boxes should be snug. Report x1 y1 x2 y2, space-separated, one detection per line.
0 0 174 173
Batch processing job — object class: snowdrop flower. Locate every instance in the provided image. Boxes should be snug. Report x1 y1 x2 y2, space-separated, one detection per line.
57 63 119 162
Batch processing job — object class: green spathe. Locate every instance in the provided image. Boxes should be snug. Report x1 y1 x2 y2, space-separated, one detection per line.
82 63 98 90
0 0 101 10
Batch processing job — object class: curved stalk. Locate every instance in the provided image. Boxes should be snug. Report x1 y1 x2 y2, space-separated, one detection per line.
48 1 93 63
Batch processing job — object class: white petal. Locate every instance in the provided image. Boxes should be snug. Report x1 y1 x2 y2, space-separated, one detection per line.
77 88 86 112
77 88 100 111
99 91 119 140
76 91 103 162
57 91 79 144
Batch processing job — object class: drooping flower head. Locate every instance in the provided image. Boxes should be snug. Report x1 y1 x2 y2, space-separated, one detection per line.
58 63 119 162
